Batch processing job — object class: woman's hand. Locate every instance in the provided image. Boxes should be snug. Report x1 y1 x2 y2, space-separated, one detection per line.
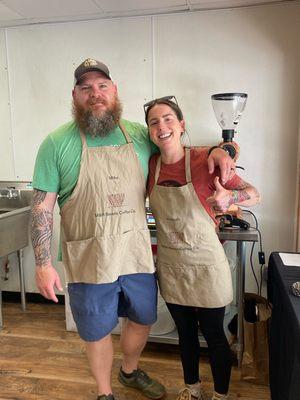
207 177 234 213
207 148 235 184
207 176 261 212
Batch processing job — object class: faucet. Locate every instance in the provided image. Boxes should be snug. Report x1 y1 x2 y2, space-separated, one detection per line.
0 188 20 199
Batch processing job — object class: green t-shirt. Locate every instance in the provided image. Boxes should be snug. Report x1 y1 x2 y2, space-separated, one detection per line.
32 119 157 208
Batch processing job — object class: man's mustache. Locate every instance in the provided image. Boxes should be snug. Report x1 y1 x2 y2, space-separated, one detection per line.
88 99 107 106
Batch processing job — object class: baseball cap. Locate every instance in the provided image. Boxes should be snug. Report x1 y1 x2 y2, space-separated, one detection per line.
74 58 112 84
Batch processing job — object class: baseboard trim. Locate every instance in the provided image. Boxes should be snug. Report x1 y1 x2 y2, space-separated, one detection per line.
2 291 65 305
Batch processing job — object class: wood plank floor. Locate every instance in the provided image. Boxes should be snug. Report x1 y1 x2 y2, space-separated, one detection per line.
0 302 270 400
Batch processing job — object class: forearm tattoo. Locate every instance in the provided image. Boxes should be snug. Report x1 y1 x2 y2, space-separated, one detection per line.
234 181 249 190
31 190 53 268
230 180 260 205
251 187 261 202
230 189 251 205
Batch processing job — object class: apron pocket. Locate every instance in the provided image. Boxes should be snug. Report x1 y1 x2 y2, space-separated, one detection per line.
92 229 154 280
156 260 233 308
64 229 155 284
64 237 97 283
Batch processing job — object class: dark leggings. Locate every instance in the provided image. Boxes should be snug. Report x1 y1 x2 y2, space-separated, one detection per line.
166 303 233 395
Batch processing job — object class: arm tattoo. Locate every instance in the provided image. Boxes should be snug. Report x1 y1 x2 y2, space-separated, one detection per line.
32 189 46 206
232 189 251 204
229 180 259 205
234 181 249 190
31 190 53 268
252 187 261 202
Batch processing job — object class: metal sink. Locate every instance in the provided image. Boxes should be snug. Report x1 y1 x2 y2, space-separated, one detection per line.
0 181 32 328
0 185 32 258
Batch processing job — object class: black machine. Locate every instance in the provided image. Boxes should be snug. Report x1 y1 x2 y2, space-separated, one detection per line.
218 213 250 231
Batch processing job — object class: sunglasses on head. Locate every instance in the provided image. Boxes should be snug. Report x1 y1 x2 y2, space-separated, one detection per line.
143 95 178 114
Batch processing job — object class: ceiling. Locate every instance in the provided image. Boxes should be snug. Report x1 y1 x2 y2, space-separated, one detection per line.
0 0 295 28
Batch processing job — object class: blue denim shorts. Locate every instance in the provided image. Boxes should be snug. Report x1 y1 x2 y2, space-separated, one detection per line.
68 273 158 342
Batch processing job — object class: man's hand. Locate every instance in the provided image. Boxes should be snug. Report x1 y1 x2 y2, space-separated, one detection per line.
207 176 234 213
207 148 235 184
36 265 63 303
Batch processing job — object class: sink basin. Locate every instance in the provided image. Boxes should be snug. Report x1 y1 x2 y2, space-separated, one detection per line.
0 187 32 258
0 182 33 328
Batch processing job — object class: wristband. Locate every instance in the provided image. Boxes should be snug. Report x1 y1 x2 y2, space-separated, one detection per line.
208 146 219 156
208 146 229 156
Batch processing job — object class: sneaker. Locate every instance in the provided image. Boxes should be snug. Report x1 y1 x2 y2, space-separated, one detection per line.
118 368 166 399
211 392 238 400
176 387 210 400
97 395 115 400
199 388 211 400
176 388 195 400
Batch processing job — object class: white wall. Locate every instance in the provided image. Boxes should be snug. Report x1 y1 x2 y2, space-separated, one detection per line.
153 5 300 292
0 30 14 179
0 2 299 293
5 16 153 179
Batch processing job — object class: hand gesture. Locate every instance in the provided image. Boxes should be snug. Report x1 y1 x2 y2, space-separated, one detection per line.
207 176 233 213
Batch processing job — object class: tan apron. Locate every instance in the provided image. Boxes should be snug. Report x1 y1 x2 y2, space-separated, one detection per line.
149 147 233 308
60 124 155 284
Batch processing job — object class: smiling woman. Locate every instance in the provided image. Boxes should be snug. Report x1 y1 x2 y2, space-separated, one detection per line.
146 98 185 164
145 96 260 400
148 103 185 160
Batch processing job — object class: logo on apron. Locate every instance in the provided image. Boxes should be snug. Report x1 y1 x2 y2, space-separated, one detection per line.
168 231 184 244
108 193 125 207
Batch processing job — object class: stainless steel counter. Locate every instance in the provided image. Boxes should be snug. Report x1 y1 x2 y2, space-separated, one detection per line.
217 228 258 366
0 181 32 329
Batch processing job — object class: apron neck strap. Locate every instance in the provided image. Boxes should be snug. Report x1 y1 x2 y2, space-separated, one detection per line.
79 130 87 149
154 146 191 185
185 147 192 183
119 123 132 143
154 156 161 184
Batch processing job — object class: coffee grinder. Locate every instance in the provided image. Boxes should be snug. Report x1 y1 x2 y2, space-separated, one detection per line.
211 92 249 230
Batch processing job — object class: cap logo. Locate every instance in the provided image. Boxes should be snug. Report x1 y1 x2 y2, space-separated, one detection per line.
83 58 98 67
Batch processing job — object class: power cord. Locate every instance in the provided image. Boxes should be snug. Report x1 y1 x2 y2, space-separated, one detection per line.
242 209 265 296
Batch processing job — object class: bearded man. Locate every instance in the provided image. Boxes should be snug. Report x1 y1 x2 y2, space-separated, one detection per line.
31 59 234 400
